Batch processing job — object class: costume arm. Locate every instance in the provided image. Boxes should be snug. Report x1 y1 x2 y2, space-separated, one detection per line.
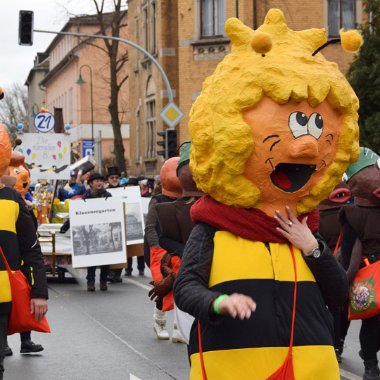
159 236 185 257
303 233 348 308
16 195 48 300
174 223 221 323
144 197 160 247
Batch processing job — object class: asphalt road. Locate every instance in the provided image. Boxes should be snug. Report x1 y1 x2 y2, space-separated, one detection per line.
4 261 366 380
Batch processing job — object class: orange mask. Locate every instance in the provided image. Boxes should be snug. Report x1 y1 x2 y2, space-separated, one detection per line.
0 124 11 177
7 151 31 197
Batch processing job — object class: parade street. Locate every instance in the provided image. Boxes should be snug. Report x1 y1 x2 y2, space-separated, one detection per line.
4 265 367 380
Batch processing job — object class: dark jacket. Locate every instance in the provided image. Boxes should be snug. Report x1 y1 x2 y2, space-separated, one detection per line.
0 187 48 313
174 223 347 378
82 188 112 200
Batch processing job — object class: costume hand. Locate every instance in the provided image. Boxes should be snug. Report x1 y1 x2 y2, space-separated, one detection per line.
148 273 176 301
30 298 48 321
274 206 318 255
217 293 256 320
160 253 173 277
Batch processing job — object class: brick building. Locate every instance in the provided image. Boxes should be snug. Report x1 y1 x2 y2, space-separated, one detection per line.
127 0 363 177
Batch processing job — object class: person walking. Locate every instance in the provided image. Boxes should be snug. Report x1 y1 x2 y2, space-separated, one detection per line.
0 124 48 380
84 172 112 292
339 148 380 380
144 158 182 340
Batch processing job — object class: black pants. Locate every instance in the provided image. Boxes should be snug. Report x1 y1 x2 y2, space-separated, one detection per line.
360 314 380 361
0 313 9 380
127 256 145 272
86 266 109 283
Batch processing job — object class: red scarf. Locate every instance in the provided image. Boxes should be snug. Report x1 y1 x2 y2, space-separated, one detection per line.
191 195 319 243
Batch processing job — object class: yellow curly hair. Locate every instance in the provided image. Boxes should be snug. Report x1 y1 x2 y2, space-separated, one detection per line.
189 9 360 213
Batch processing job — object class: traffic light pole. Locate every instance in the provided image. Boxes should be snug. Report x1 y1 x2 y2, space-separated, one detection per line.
33 29 174 104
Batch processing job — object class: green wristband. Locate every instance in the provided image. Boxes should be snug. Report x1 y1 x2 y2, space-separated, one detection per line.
213 294 229 315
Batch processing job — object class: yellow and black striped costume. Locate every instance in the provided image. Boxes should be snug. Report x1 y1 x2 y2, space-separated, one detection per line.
175 224 347 380
0 187 48 314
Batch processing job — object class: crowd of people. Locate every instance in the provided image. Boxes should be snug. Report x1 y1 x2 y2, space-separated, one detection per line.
1 9 380 380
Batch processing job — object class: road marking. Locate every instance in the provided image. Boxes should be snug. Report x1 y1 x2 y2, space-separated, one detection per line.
340 369 362 380
125 277 151 291
130 374 142 380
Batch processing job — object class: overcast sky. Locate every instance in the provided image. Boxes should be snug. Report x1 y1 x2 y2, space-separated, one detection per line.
0 0 112 90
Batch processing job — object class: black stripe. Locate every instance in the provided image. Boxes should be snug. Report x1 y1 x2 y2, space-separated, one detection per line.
0 187 20 202
189 279 334 355
0 231 21 270
0 302 11 314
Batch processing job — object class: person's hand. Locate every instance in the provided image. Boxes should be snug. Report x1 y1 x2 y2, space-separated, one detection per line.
160 253 172 277
30 298 48 321
148 273 176 301
274 206 318 255
216 293 256 320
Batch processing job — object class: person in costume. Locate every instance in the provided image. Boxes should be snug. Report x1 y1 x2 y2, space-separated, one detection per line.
3 151 44 355
144 157 182 340
0 124 48 380
149 142 204 343
174 9 361 380
339 147 380 380
318 181 353 363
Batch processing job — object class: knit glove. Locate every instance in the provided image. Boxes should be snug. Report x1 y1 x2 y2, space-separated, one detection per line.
160 253 173 277
148 272 176 302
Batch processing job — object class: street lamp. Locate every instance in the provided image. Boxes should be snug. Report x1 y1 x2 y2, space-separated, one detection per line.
76 64 94 154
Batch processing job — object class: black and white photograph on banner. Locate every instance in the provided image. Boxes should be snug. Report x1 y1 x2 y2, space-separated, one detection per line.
69 197 127 268
72 222 123 256
107 186 145 245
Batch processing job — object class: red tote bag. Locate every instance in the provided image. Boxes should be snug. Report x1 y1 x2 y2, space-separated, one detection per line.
0 246 50 335
348 259 380 320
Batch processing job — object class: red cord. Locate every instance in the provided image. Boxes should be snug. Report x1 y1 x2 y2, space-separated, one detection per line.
198 320 208 380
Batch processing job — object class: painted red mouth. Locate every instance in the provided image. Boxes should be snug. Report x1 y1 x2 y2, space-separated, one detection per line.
328 188 351 203
270 163 316 192
373 188 380 199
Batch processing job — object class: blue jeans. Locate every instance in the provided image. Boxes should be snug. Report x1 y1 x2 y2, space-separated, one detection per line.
86 266 109 283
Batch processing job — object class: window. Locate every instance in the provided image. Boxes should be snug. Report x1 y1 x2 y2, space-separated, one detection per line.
145 99 156 158
142 6 148 50
149 1 156 54
68 88 74 123
201 0 225 38
136 109 141 161
328 0 358 37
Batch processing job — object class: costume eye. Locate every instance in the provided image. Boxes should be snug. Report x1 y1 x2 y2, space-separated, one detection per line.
288 112 308 138
377 158 380 170
13 169 20 175
308 112 323 139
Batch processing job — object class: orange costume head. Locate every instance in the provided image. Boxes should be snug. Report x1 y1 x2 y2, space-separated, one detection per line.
7 151 31 197
189 9 361 216
0 124 12 178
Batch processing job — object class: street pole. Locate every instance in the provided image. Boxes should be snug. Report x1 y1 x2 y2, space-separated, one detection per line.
77 64 94 154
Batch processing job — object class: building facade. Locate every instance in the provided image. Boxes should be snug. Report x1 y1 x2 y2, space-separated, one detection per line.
127 0 363 176
36 14 130 171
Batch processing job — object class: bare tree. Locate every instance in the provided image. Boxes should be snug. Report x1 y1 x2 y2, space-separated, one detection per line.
0 83 28 142
69 0 129 173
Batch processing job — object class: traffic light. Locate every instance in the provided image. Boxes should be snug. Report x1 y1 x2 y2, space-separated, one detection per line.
156 129 178 159
166 129 178 158
19 10 34 46
157 131 166 158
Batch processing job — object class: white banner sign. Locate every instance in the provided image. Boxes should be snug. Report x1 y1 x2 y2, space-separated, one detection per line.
69 197 127 268
15 133 71 180
107 186 145 245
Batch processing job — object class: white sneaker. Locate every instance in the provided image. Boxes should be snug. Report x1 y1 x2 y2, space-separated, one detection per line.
171 324 186 343
153 320 169 340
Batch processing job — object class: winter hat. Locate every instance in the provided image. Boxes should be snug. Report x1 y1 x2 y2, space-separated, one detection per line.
88 172 105 183
126 176 138 186
345 147 380 181
176 141 190 174
106 166 121 178
160 157 182 198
